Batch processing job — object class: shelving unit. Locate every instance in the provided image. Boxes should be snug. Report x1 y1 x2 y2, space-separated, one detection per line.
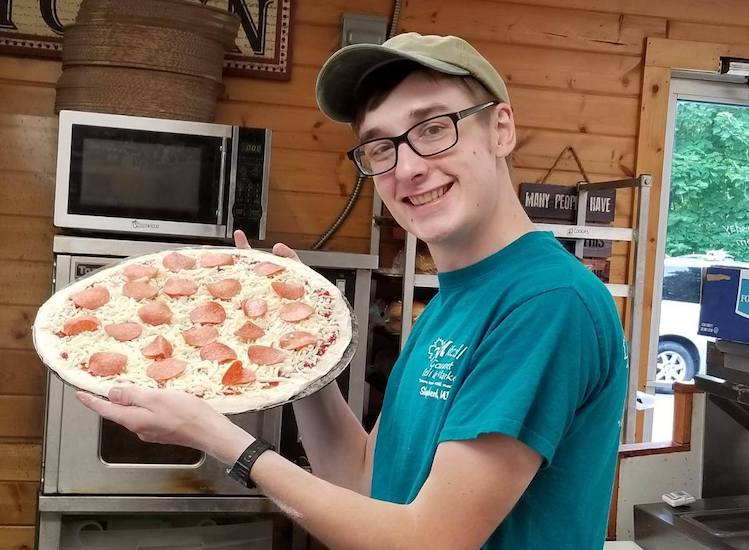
368 175 651 443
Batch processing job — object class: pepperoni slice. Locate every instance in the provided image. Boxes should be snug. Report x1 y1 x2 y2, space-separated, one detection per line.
123 264 158 280
200 252 234 268
141 335 173 360
71 286 110 310
207 278 241 300
200 342 237 363
279 302 315 322
123 280 159 301
271 281 305 300
104 322 142 342
182 325 219 347
63 315 100 336
221 360 256 385
279 331 318 351
163 251 196 272
146 358 187 382
163 277 198 297
242 298 267 318
88 352 127 377
247 345 285 366
189 302 226 324
234 321 265 342
253 262 285 277
137 301 173 325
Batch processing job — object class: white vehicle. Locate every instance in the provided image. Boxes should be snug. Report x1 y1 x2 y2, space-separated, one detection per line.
657 252 748 389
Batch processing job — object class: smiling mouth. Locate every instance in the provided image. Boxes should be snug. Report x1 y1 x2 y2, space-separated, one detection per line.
408 183 452 206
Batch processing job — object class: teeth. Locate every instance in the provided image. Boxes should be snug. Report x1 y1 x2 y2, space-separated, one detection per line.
410 184 449 206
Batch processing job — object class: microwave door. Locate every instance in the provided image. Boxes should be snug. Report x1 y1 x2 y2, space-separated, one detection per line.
55 115 231 239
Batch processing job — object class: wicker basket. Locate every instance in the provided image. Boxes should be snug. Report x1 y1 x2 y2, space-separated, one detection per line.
55 0 239 122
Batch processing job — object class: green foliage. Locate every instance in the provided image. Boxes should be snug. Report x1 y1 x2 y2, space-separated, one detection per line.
668 101 749 261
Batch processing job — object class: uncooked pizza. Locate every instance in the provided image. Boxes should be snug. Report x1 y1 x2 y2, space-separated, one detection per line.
33 248 354 413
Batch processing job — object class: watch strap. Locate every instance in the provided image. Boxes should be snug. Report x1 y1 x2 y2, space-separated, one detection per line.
227 438 274 488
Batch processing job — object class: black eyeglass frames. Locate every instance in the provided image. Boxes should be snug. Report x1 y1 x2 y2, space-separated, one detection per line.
347 100 499 176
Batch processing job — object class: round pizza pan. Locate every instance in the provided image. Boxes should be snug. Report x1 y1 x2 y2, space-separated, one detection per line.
33 245 360 414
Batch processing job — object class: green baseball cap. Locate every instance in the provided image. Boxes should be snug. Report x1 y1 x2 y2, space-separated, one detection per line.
316 32 510 123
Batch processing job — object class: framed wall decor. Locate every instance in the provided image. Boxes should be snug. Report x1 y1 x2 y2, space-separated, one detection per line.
0 0 293 80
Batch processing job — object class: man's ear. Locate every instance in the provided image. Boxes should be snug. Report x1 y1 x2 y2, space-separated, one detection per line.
493 103 516 160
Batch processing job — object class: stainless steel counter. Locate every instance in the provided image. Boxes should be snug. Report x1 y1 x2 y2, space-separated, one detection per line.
634 494 749 549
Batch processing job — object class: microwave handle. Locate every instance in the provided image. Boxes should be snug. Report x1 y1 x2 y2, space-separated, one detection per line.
216 137 228 224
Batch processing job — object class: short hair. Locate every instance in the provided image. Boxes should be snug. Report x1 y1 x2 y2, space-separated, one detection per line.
351 61 495 135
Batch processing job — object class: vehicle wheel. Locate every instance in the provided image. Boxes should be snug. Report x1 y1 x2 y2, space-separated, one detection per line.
656 340 697 390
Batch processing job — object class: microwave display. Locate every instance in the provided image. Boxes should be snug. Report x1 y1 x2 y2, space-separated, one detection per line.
69 126 223 224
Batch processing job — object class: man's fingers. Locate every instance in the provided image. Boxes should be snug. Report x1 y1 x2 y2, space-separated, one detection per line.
272 242 301 262
108 385 153 408
234 230 252 250
76 391 151 428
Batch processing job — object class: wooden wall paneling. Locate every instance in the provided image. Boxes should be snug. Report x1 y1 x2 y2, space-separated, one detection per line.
0 171 54 218
266 189 372 238
259 232 370 253
667 22 749 47
214 102 355 152
0 260 52 306
0 55 60 84
0 217 53 262
270 149 371 197
469 41 643 97
0 306 36 350
0 117 58 174
0 525 36 550
294 0 392 25
514 128 636 176
0 482 38 525
0 397 43 438
0 443 42 481
0 351 45 396
400 1 666 55
288 24 343 68
495 0 749 27
224 65 324 109
0 83 55 116
510 88 639 137
645 38 749 72
224 49 644 110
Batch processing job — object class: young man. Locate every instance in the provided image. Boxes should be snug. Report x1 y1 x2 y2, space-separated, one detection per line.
79 33 628 548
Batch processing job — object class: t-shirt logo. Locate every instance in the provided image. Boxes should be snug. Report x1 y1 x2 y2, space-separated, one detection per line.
420 338 469 401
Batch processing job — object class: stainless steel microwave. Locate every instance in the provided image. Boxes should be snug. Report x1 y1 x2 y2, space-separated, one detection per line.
54 110 271 241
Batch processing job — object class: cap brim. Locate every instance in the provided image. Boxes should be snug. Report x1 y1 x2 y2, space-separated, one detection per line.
316 43 470 123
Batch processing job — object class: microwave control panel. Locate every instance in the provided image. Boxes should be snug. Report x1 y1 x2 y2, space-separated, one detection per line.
232 127 269 237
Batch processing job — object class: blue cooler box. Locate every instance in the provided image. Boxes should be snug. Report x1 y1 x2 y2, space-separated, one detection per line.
698 266 749 344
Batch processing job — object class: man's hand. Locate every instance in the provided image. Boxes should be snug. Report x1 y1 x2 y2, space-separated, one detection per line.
77 386 253 465
233 230 300 262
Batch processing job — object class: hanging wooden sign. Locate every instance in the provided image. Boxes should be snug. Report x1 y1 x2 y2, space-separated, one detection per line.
0 0 293 80
519 182 616 224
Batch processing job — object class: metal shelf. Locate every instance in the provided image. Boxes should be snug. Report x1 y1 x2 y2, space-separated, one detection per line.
370 176 652 443
535 222 635 242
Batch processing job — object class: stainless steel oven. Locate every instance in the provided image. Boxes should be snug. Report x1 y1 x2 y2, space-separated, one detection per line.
54 110 271 241
37 235 376 549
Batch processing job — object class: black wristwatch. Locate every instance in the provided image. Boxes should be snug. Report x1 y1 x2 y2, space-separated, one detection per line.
226 438 274 488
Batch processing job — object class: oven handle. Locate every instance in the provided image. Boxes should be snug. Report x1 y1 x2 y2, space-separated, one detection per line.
216 137 228 224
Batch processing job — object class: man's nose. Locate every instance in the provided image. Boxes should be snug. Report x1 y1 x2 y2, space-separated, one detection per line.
393 141 427 181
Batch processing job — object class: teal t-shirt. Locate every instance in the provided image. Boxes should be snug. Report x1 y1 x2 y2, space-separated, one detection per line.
370 231 628 549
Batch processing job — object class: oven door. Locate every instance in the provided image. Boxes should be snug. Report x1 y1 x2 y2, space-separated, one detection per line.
54 111 233 240
43 254 281 495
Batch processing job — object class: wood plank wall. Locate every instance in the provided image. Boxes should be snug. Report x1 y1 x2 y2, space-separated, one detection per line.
1 0 748 546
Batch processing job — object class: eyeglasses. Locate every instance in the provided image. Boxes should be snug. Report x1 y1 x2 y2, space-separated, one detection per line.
347 101 499 176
